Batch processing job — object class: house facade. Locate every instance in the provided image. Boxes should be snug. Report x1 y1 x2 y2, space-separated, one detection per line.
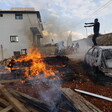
0 8 43 60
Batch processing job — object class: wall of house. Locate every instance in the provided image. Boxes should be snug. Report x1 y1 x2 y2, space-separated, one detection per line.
0 12 42 60
41 45 57 56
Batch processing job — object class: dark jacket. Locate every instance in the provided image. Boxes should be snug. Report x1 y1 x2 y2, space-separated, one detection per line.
94 21 100 34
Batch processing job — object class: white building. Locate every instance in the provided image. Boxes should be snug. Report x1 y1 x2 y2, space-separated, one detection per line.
0 8 43 60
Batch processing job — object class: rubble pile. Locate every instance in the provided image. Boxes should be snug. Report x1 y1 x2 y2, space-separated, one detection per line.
0 56 104 112
0 82 103 112
2 59 111 112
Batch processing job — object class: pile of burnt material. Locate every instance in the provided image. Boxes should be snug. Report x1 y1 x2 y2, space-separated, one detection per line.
2 82 102 112
0 59 32 80
44 56 75 81
0 56 75 82
44 56 69 65
2 56 74 80
1 83 79 112
9 89 80 112
24 56 75 85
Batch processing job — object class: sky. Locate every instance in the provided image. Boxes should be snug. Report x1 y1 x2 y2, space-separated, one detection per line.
0 0 112 44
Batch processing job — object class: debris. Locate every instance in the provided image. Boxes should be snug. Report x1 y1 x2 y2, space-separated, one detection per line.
61 88 102 112
75 89 112 102
0 79 20 84
0 56 112 112
0 84 29 112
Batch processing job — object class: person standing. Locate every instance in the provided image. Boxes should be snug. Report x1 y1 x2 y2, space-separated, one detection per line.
84 18 100 46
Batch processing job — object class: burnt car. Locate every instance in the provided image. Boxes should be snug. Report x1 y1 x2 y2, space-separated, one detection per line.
84 46 112 77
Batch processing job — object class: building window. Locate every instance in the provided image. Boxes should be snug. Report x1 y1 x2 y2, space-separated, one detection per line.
13 51 20 57
0 14 3 17
15 13 23 19
10 36 18 42
21 49 27 55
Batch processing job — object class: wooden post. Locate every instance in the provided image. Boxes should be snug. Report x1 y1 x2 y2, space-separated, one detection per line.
61 88 102 112
0 84 29 112
0 105 13 112
1 45 4 60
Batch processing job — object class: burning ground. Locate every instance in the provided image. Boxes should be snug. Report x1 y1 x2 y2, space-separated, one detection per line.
0 47 112 112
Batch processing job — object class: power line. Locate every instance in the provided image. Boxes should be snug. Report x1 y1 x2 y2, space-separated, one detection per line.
74 0 112 28
87 0 112 18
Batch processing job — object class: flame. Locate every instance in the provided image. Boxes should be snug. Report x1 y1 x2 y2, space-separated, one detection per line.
14 47 55 79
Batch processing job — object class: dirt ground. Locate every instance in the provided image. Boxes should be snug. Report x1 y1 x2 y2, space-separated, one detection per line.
4 57 112 112
62 59 112 112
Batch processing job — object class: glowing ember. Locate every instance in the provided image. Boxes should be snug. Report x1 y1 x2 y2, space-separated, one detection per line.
14 47 55 78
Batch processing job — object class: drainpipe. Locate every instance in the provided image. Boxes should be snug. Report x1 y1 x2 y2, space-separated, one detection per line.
1 44 4 60
75 89 112 102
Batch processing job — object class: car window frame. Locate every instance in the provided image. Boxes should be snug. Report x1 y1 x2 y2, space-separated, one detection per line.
102 49 112 60
92 48 99 57
87 47 94 55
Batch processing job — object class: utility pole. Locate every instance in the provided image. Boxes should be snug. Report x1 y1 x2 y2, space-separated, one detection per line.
85 27 88 37
1 44 4 60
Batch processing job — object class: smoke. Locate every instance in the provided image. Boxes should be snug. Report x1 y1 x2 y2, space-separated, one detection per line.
29 76 62 112
66 38 92 60
41 30 83 45
41 10 83 44
39 80 62 111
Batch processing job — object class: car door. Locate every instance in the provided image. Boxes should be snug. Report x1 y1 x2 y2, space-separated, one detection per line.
91 48 99 66
102 49 112 68
85 47 94 66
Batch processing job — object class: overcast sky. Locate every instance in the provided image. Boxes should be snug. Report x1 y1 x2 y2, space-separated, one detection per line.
0 0 112 43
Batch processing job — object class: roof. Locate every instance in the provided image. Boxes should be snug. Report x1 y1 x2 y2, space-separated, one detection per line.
0 10 39 14
0 8 39 14
11 8 35 11
0 10 42 22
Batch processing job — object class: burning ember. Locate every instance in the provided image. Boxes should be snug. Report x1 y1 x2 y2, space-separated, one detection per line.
9 47 55 79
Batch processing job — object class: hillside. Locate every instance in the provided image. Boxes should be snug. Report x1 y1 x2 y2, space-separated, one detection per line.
87 33 112 46
97 33 112 46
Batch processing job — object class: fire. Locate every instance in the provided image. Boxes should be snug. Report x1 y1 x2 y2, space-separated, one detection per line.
14 47 55 78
